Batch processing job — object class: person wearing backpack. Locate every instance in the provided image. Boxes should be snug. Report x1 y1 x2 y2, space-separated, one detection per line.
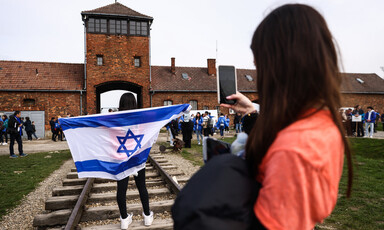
216 113 227 139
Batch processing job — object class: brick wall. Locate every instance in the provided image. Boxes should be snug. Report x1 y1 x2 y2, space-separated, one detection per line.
342 93 384 113
86 33 150 113
0 91 85 129
152 92 258 126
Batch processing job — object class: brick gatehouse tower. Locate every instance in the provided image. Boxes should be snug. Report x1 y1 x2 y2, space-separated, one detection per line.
81 3 153 113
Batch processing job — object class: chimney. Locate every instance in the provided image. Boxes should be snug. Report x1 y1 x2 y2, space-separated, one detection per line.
171 57 175 74
207 59 216 75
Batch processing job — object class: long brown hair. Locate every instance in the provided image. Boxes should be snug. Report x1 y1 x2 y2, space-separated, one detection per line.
118 93 137 111
246 4 353 197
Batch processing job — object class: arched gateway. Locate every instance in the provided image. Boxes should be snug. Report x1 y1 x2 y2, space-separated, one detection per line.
81 3 153 114
96 81 143 112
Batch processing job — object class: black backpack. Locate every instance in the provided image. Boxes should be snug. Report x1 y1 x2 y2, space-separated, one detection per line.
172 154 265 230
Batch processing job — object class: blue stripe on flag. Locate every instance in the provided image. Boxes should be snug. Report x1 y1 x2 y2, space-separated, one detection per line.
59 104 190 131
75 148 151 175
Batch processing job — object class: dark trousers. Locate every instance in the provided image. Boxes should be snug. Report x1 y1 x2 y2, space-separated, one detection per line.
203 128 210 137
27 131 33 140
3 132 8 143
220 128 225 137
9 133 23 156
184 139 191 148
51 130 57 141
117 168 150 218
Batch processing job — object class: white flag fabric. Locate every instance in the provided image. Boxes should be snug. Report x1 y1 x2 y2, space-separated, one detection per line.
59 104 191 180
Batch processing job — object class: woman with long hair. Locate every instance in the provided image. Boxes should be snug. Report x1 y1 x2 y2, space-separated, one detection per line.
222 4 353 229
193 112 203 145
117 92 153 229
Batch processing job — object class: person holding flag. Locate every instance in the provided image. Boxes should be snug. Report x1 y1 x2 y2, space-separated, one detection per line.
59 94 190 229
115 93 153 229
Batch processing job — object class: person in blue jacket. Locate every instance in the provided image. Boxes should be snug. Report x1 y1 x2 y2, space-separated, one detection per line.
1 115 9 145
364 106 376 138
193 112 203 145
216 113 228 139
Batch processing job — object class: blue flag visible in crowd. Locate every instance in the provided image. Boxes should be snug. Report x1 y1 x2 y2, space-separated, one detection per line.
59 104 191 180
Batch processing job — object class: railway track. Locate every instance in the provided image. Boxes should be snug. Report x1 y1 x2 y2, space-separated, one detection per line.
33 152 188 229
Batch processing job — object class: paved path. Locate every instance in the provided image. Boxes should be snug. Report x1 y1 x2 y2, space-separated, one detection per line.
0 139 69 156
1 130 383 156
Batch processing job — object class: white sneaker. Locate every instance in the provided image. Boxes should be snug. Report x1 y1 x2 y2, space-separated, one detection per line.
2 142 7 145
120 213 133 230
198 142 201 145
143 211 154 226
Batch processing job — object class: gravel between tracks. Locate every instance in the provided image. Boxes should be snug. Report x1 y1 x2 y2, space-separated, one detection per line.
0 159 75 230
0 133 202 229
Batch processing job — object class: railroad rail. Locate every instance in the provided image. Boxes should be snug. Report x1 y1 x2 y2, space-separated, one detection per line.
33 153 188 229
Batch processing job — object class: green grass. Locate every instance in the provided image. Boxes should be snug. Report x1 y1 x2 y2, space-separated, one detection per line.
316 138 384 229
0 150 72 219
174 134 384 229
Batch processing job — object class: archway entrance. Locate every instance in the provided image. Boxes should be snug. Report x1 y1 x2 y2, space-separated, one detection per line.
96 81 143 113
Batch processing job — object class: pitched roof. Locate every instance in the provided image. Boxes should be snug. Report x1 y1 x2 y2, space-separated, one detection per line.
151 66 257 92
341 73 384 93
81 2 153 20
151 66 384 94
0 61 84 91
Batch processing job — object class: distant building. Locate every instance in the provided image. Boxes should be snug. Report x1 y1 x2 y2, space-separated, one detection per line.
1 2 384 136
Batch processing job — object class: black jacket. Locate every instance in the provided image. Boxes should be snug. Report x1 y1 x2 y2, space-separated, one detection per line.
49 120 56 131
181 121 194 141
24 120 33 132
7 115 21 135
172 154 265 230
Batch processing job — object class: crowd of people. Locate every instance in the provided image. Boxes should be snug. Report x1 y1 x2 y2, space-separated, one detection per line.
340 105 383 138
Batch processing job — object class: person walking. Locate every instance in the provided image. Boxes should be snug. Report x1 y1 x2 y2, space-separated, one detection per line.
364 106 376 138
193 112 203 145
24 117 33 141
50 117 57 141
116 93 153 229
31 121 39 140
216 113 228 139
2 115 9 144
8 111 28 158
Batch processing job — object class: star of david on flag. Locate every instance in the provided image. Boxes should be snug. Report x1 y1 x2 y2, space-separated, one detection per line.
59 104 191 180
117 129 144 157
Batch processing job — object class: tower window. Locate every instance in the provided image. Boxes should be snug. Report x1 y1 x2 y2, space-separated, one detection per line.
97 55 103 66
189 100 198 110
134 57 141 67
203 106 209 110
130 21 148 36
164 100 173 106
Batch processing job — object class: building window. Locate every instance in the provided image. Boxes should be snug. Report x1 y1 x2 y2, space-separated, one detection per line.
100 19 107 33
164 100 172 106
130 21 148 36
216 106 220 114
97 55 103 66
203 106 209 110
88 18 128 35
88 18 95 32
23 99 35 106
189 100 198 110
134 57 141 67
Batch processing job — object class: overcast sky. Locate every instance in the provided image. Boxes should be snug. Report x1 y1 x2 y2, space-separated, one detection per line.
1 0 383 79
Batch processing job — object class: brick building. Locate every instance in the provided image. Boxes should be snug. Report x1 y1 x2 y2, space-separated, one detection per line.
1 2 384 136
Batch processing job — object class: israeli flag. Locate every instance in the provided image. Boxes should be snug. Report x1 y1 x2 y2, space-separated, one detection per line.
59 104 191 180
